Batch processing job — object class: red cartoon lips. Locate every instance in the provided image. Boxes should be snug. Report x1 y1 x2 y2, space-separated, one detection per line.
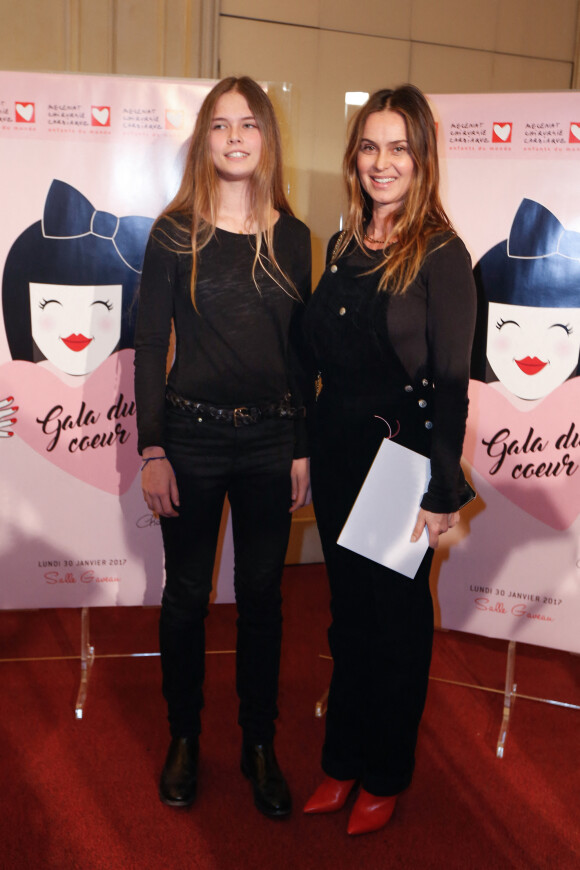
515 356 547 375
61 334 93 352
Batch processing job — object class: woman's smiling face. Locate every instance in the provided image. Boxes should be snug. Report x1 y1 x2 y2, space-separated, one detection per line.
356 109 414 217
208 90 262 183
29 282 123 375
486 301 580 399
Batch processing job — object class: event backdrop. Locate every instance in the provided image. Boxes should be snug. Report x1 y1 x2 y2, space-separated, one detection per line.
1 75 578 658
432 92 580 655
0 71 237 609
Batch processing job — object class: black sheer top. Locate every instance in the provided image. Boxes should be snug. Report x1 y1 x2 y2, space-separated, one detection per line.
134 212 312 455
304 232 476 512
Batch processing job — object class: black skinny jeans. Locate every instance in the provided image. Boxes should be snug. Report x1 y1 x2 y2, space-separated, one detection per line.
159 405 295 743
310 389 435 797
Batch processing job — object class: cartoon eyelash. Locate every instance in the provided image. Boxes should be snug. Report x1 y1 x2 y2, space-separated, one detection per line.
38 298 62 310
92 299 114 311
550 323 573 334
495 318 519 329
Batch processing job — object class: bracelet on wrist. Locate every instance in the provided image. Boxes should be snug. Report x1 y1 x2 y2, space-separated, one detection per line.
141 455 168 471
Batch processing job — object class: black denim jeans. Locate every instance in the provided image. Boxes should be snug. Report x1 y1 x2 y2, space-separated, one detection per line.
159 405 295 743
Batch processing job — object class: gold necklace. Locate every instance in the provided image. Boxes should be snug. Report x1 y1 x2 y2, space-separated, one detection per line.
364 228 398 246
364 231 386 244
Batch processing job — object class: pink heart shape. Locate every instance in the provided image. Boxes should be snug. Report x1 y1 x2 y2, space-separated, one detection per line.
0 350 140 495
463 379 580 530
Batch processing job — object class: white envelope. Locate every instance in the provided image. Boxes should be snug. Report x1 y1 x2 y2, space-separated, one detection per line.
337 438 430 579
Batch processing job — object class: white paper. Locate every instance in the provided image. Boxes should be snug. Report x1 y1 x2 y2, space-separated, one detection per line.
337 439 431 579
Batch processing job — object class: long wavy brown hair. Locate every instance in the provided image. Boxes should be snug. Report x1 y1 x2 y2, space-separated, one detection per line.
155 76 295 307
334 84 454 294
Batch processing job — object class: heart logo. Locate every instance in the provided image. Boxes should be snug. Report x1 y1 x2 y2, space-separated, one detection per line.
570 123 580 143
92 106 110 126
165 110 183 130
493 122 511 142
0 350 140 495
463 379 580 530
15 102 34 122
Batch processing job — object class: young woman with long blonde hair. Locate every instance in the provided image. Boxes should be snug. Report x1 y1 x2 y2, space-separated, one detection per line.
134 77 311 818
303 85 476 834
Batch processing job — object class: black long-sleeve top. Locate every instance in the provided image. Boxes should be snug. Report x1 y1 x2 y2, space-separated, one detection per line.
304 232 476 513
134 212 312 456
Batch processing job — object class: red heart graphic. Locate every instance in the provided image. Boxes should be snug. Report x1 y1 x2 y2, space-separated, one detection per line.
0 350 140 494
463 379 580 530
15 102 35 122
492 122 511 142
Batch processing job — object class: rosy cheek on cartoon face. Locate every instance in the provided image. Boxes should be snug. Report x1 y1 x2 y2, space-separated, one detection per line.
29 283 123 376
95 311 117 335
492 333 513 356
552 333 577 362
486 302 580 400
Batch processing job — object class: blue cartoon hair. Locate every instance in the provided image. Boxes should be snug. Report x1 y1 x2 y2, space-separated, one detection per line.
472 198 580 381
2 180 153 361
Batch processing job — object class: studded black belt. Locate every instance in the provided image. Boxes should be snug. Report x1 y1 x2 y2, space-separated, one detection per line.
166 390 305 426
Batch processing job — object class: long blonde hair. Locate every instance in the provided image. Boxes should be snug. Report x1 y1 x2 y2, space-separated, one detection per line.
335 84 453 294
156 76 295 307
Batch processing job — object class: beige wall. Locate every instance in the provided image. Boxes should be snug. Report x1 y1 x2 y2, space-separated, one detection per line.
218 0 579 265
1 0 579 561
0 0 218 77
1 0 578 258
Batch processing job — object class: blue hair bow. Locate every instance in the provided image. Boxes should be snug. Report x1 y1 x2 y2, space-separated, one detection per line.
41 179 153 273
477 198 580 307
508 198 580 262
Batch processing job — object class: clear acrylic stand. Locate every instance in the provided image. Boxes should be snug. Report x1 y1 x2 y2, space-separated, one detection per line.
315 688 329 718
74 607 95 720
73 607 161 719
313 638 580 756
496 640 517 758
71 607 235 719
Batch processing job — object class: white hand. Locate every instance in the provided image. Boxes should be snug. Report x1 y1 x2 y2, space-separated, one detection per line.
0 396 17 438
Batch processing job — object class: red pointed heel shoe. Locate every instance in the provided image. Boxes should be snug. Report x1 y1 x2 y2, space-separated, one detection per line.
303 776 357 814
347 788 397 835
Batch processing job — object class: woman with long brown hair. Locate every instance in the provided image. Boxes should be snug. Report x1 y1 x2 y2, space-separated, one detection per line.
134 77 311 817
303 85 476 834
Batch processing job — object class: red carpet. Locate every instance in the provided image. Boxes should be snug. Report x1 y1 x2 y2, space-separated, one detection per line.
0 564 578 869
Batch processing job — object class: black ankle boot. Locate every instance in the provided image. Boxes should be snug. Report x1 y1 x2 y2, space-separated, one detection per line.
159 736 199 807
241 741 291 818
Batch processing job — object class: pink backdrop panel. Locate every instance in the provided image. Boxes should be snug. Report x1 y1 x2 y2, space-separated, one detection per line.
431 91 580 654
0 71 236 608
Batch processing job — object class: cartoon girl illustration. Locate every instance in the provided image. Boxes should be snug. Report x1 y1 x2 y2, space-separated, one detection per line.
436 198 580 651
472 197 580 404
0 179 152 489
0 180 161 610
463 196 580 529
2 179 151 371
0 180 152 492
